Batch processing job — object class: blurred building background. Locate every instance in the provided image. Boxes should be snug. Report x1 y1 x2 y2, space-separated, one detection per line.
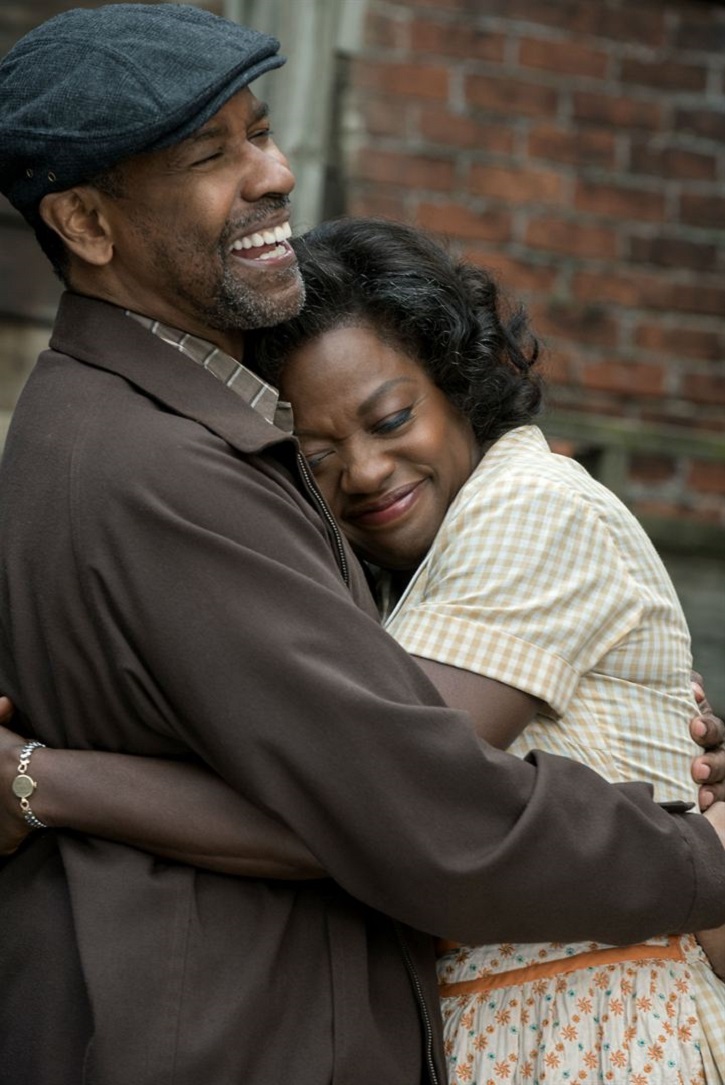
1 0 724 707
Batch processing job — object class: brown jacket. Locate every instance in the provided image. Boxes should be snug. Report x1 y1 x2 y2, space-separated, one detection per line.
1 293 724 1085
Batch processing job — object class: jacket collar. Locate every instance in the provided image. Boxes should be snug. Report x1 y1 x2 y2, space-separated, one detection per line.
49 291 296 459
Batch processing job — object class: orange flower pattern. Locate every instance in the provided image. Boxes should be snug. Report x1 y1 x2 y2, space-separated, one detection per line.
440 934 713 1084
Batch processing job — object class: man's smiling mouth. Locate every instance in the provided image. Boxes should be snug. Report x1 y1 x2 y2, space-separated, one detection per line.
229 221 292 261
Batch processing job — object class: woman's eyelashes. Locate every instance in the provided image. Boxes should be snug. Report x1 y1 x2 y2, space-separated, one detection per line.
371 406 414 436
304 448 333 471
301 406 416 470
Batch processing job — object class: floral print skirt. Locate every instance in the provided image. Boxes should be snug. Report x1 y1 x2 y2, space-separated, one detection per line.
438 934 723 1085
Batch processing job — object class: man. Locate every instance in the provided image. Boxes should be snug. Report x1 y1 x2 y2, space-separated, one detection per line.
0 7 724 1084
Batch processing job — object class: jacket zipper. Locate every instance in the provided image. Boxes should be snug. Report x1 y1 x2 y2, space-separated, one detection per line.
296 452 350 588
395 923 441 1085
296 454 436 1081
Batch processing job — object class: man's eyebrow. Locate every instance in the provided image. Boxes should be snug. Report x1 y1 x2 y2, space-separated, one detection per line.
181 101 270 148
250 99 270 125
182 125 227 148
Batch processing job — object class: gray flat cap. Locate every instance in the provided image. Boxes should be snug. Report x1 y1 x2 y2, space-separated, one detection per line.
0 3 285 221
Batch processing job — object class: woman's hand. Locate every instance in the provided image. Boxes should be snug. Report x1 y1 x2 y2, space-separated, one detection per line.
0 697 33 856
690 674 725 811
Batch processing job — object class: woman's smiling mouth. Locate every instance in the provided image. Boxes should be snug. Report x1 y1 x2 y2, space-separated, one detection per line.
346 480 426 528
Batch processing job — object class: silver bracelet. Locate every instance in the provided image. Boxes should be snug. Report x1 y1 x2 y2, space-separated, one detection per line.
11 740 48 830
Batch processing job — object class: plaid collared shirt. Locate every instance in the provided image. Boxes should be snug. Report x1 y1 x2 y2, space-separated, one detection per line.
126 311 293 434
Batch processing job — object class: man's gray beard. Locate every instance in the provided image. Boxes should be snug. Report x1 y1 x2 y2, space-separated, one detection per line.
203 262 306 333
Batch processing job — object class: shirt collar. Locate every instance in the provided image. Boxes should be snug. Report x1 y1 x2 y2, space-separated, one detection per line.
125 311 293 434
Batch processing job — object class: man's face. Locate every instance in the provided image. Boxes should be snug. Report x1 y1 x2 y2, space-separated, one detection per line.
99 88 304 354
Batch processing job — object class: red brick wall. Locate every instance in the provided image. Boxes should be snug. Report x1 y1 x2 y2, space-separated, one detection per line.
2 0 723 530
343 0 725 528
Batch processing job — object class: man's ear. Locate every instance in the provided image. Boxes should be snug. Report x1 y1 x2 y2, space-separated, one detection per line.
39 187 114 267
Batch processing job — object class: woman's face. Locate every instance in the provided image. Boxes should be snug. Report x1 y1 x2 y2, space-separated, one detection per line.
281 323 480 570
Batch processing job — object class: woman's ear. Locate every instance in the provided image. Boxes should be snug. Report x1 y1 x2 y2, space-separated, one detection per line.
39 187 114 267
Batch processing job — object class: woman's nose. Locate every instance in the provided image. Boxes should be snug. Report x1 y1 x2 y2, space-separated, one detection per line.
340 446 395 495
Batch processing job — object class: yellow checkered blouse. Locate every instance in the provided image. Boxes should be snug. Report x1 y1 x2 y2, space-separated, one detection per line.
387 424 699 803
386 425 724 1079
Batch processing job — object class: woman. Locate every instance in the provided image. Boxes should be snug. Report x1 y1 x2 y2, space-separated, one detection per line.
254 219 725 1082
2 218 724 1081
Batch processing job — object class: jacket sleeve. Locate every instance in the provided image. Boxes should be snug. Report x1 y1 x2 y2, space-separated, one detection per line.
71 416 725 946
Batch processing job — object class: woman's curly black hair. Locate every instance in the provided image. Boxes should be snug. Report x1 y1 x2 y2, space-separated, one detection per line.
250 217 543 446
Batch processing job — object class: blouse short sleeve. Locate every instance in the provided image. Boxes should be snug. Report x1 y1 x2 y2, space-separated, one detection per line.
386 429 646 718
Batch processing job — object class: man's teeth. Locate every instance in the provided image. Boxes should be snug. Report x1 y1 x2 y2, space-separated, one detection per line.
256 246 286 261
230 222 292 254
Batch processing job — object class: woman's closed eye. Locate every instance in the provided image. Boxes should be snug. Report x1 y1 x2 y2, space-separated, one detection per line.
304 448 334 471
302 407 415 470
371 407 414 436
